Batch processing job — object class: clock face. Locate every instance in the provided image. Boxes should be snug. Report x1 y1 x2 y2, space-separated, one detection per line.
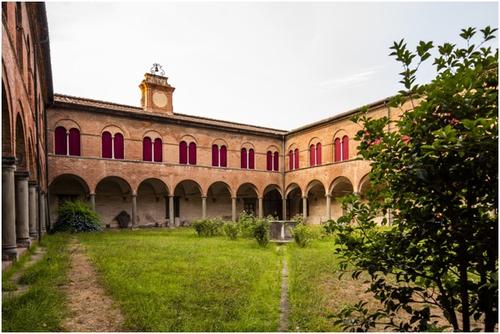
152 91 168 108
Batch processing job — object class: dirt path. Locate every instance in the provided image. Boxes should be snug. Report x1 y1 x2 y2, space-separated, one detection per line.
278 252 289 331
62 240 124 332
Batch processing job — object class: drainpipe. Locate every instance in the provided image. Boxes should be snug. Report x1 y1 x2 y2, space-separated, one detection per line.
34 39 42 242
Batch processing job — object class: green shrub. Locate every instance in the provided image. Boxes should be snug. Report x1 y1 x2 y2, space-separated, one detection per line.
52 200 101 233
252 219 269 246
192 218 224 237
291 214 304 224
292 223 318 247
322 219 336 235
224 222 239 240
239 211 256 238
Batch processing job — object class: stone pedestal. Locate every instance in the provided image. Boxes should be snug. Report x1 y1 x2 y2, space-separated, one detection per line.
2 157 17 260
28 181 38 238
15 171 31 247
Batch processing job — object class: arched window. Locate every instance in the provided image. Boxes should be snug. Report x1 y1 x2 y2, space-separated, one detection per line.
153 138 162 162
294 148 299 170
342 135 349 161
68 128 80 156
241 148 247 169
188 142 197 165
288 150 293 170
212 144 219 167
334 138 341 162
248 148 255 169
273 151 279 172
309 144 316 167
266 151 272 171
179 141 187 164
143 137 152 161
316 142 322 165
114 133 124 159
102 131 112 158
220 145 227 167
55 126 67 155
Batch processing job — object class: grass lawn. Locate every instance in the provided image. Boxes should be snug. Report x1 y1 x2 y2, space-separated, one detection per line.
2 234 71 331
77 228 283 331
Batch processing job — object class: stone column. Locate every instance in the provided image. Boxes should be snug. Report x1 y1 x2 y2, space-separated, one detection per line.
258 197 263 219
131 192 137 227
302 196 308 220
325 194 331 221
231 197 237 222
169 195 175 227
201 196 207 219
2 157 17 260
89 192 96 211
282 197 287 221
15 171 31 247
28 181 38 239
40 192 47 234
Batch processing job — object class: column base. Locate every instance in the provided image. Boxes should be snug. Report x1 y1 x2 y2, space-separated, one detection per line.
2 245 18 261
30 232 38 238
16 238 32 248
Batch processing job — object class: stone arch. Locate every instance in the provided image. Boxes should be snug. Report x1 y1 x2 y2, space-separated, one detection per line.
358 173 371 196
265 144 280 154
15 111 27 171
95 176 133 228
142 129 162 140
236 182 259 217
306 180 327 224
332 129 348 142
308 137 321 146
174 179 203 224
100 124 127 137
287 142 298 151
2 79 13 156
179 134 198 144
54 118 81 131
241 142 255 150
263 184 283 219
27 135 36 178
137 178 169 227
285 183 302 198
48 173 91 224
206 181 232 220
306 179 326 195
285 183 302 220
329 176 354 220
212 138 229 148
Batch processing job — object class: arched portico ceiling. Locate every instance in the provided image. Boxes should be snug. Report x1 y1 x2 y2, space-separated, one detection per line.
137 178 169 196
285 183 302 198
50 173 91 195
2 81 12 156
262 184 282 197
15 112 27 170
95 176 132 195
329 176 354 197
358 174 372 195
207 181 233 198
174 179 203 197
305 179 326 195
236 182 259 198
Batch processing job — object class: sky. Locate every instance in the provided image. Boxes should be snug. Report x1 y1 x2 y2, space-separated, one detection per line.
46 1 498 130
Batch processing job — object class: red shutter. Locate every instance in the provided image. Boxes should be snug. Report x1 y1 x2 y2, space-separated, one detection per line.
220 145 227 167
273 151 279 172
102 131 112 158
334 138 341 162
179 141 187 164
294 148 299 169
316 142 322 165
212 144 219 166
266 151 272 171
342 136 349 161
154 138 162 162
309 144 315 166
114 133 124 159
68 128 80 156
241 148 247 169
288 150 293 170
55 126 67 155
189 142 197 165
143 137 152 161
248 149 255 169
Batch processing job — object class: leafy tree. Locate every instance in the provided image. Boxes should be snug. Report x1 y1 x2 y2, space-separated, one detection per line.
332 27 498 331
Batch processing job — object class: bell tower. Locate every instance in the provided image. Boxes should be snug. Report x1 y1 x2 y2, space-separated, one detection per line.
139 64 175 115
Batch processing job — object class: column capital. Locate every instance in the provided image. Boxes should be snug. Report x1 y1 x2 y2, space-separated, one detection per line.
2 156 16 166
169 194 175 198
231 196 237 200
89 192 96 196
353 191 360 196
131 192 137 197
302 195 308 200
15 171 30 179
201 196 207 199
28 180 38 187
325 193 331 198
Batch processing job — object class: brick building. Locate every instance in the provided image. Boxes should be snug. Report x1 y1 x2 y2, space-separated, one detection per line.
3 3 412 259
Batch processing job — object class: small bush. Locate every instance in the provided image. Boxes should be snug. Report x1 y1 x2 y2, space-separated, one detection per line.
322 219 336 235
239 211 256 238
224 222 239 240
52 200 102 233
253 219 270 246
292 223 319 247
291 214 305 224
192 218 224 237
